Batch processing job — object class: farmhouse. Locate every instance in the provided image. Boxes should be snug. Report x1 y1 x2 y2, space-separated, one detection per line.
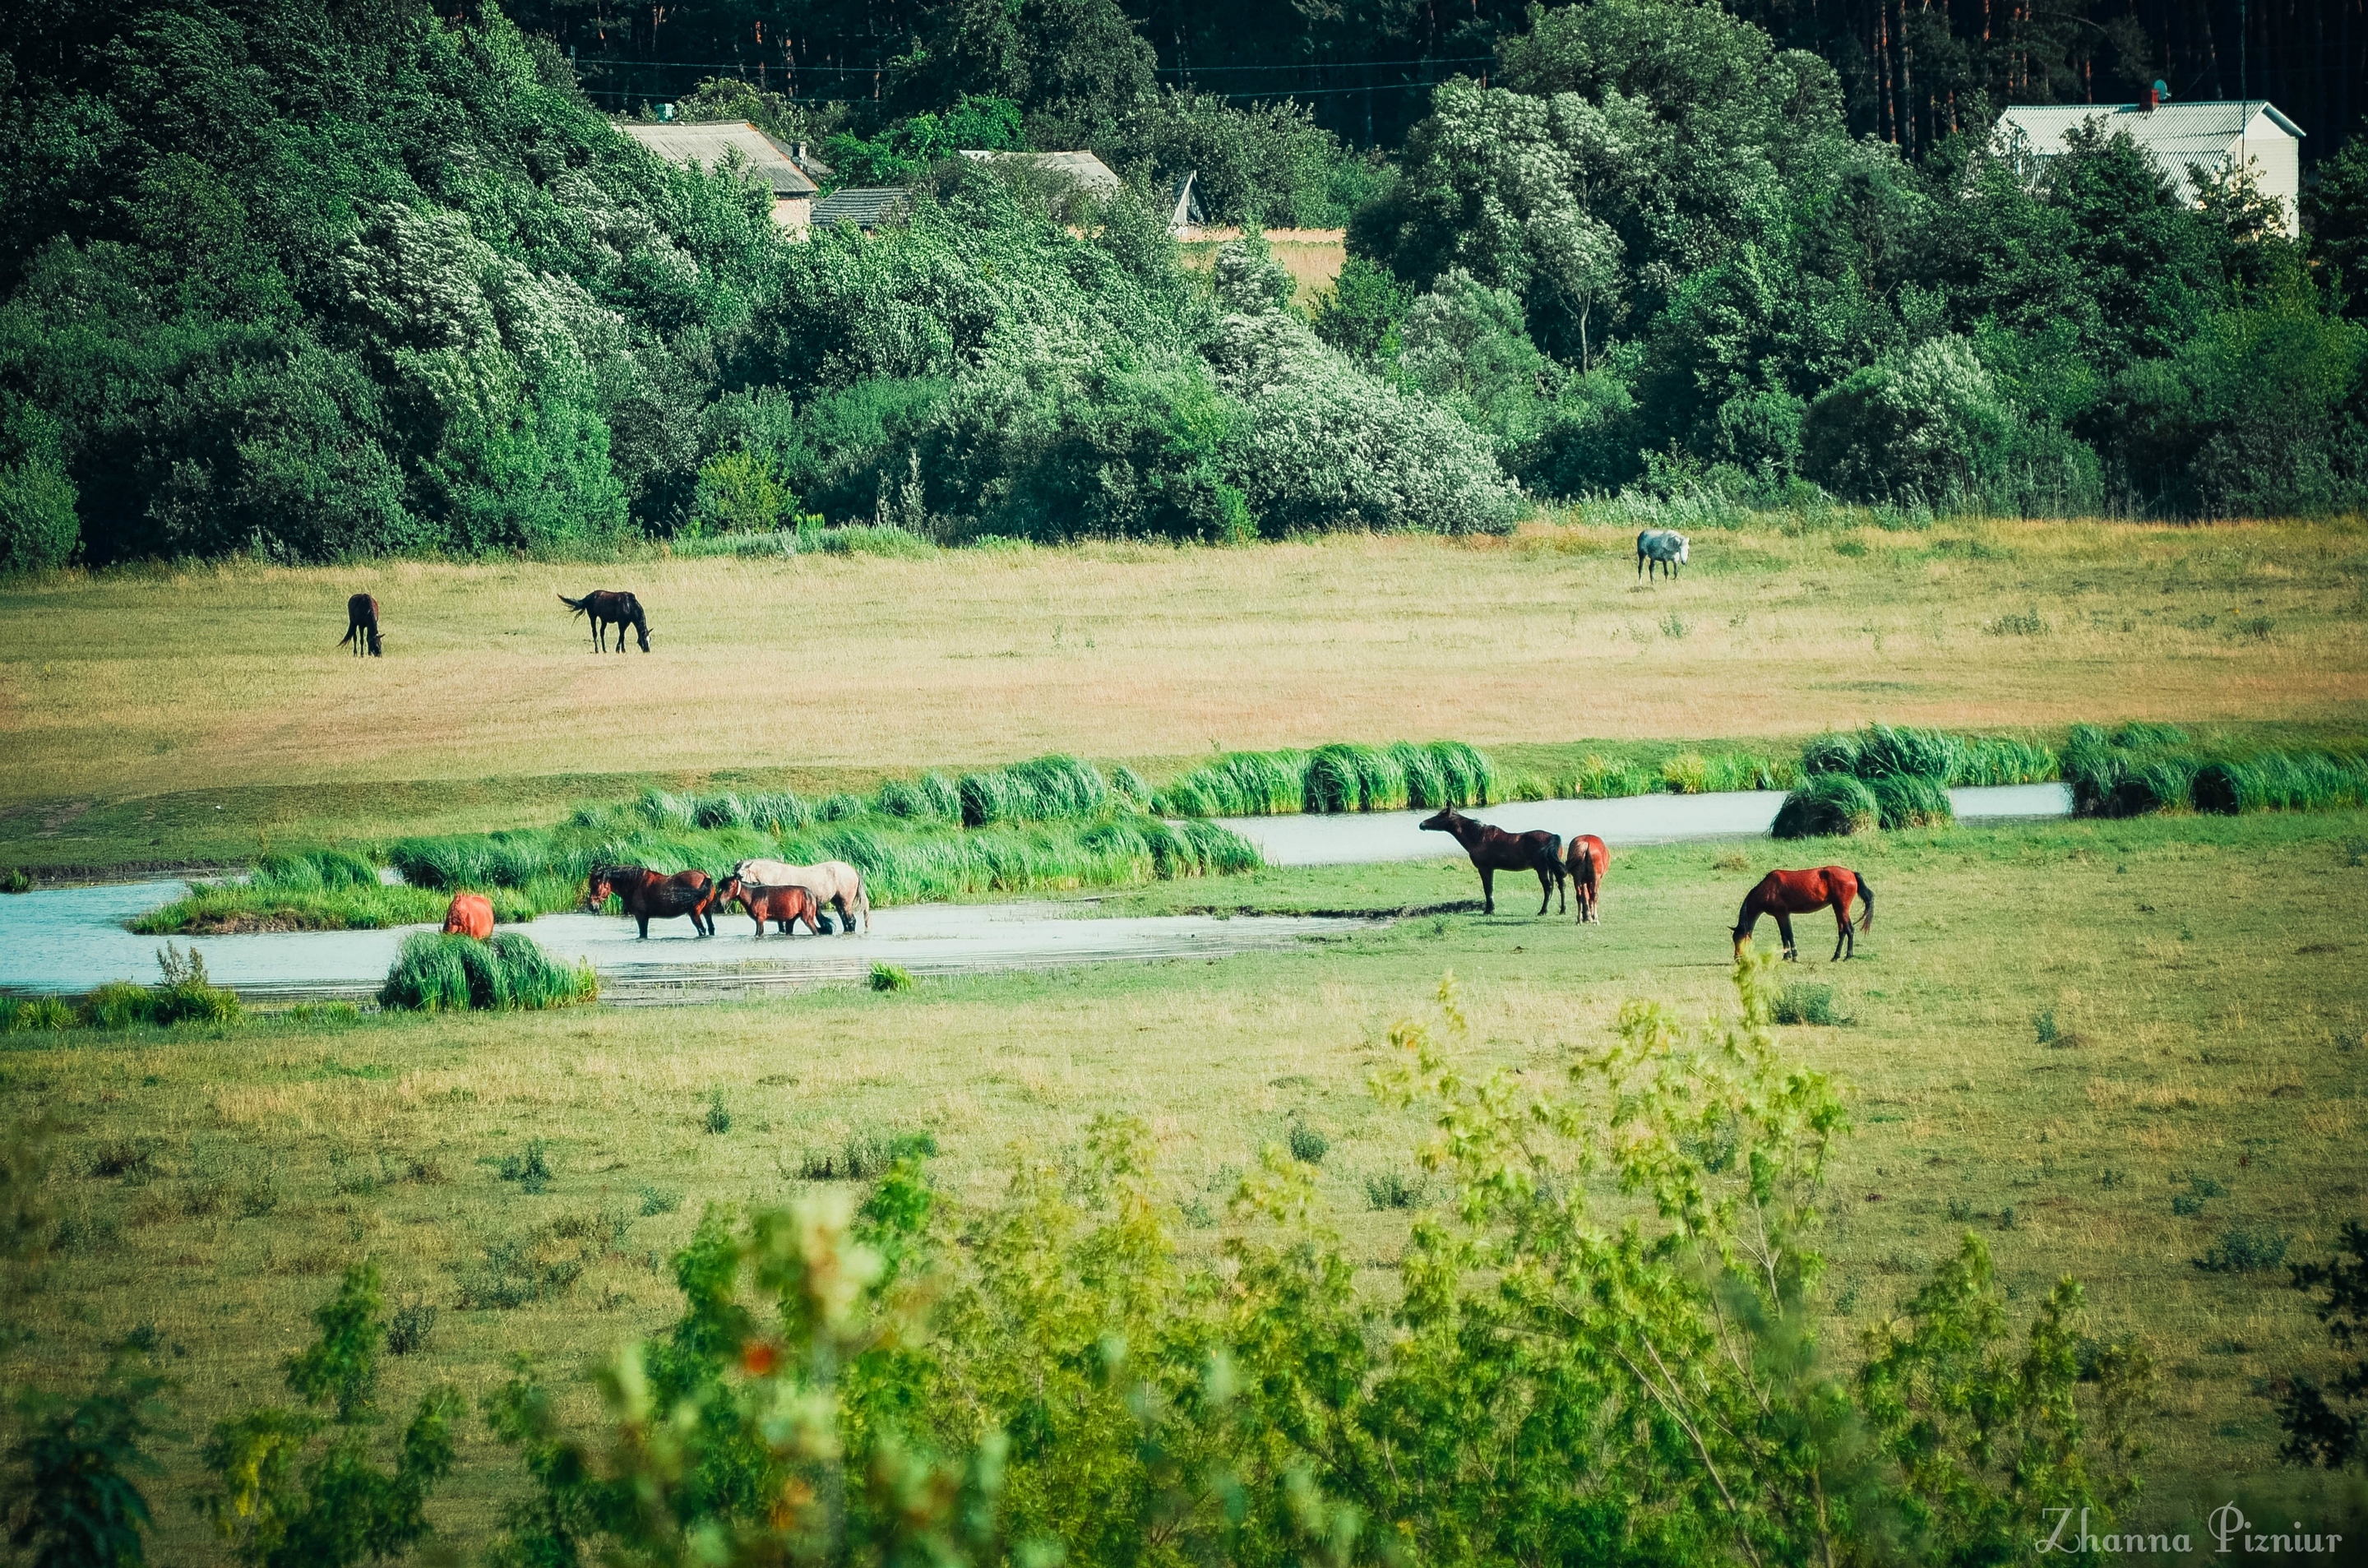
955 149 1124 197
1995 96 2303 237
812 187 913 233
617 121 820 231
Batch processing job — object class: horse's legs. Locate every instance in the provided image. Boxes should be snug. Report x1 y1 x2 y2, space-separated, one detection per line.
1832 900 1852 961
1775 910 1797 960
1478 865 1496 915
636 913 650 939
1536 864 1556 916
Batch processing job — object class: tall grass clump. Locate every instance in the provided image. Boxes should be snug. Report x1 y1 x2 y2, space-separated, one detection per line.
1772 774 1880 838
2192 753 2368 816
1801 725 2054 789
1659 751 1798 794
80 944 243 1028
378 932 596 1012
957 754 1110 826
1304 743 1408 812
2061 725 2195 817
251 849 381 891
1868 771 1954 830
1570 753 1663 798
1153 750 1308 816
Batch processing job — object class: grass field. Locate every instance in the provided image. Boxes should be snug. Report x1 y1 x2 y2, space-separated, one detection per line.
6 810 2366 1555
3 518 2365 870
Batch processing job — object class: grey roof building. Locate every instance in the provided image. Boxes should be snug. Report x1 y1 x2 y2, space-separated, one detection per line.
1995 99 2303 237
812 187 913 233
955 149 1124 198
617 121 819 229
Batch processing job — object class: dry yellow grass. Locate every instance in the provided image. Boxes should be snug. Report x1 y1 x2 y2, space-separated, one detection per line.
2 520 2362 819
1177 229 1347 303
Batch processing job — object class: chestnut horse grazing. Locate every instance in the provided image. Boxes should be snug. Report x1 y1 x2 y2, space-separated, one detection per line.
1566 835 1609 925
339 594 382 657
1732 867 1872 961
1419 806 1565 916
716 876 824 937
585 865 716 937
558 590 650 653
441 892 494 938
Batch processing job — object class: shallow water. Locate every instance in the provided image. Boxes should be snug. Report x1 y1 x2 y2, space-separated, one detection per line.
1211 783 2073 866
0 783 2072 999
0 886 1371 1001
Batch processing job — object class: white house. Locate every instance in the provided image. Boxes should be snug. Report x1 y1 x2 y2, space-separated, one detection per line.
1995 98 2304 237
617 121 820 231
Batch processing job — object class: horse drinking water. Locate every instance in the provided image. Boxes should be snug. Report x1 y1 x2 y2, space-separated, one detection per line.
1419 806 1565 916
715 876 824 938
1732 867 1873 961
558 590 651 653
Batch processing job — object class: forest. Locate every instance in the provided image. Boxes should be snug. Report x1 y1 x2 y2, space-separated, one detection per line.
2 0 2366 569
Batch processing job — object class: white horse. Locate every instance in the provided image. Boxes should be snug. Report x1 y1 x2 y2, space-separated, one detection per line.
731 858 870 933
1637 529 1690 580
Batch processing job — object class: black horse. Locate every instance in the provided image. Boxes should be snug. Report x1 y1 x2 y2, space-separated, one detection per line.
338 593 382 657
585 865 717 938
559 590 651 653
1418 806 1566 916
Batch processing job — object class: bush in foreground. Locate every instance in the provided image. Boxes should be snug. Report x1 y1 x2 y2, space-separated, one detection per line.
460 963 2152 1566
377 932 594 1013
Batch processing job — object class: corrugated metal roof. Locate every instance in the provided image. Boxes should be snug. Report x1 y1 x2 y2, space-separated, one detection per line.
956 150 1123 195
617 122 820 197
812 187 913 230
1996 101 2303 202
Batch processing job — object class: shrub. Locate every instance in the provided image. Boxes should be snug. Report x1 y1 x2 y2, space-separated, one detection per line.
704 1090 733 1135
869 963 915 993
1771 984 1848 1026
2275 1220 2368 1469
1772 774 1880 838
639 1185 683 1216
0 867 31 893
386 1298 437 1357
498 1140 554 1194
378 932 595 1012
2195 1225 2290 1274
1286 1123 1329 1164
1363 1169 1428 1210
797 1129 936 1181
81 945 243 1029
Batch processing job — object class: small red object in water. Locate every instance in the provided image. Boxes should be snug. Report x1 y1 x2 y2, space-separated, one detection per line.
741 1339 780 1377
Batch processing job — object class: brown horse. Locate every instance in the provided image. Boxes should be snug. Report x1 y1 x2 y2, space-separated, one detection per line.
1566 835 1609 925
1732 867 1873 961
559 590 650 653
715 876 824 937
1419 806 1565 916
441 892 494 939
585 865 716 937
339 593 382 657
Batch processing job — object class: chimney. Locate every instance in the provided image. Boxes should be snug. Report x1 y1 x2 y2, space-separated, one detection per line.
2138 84 2158 112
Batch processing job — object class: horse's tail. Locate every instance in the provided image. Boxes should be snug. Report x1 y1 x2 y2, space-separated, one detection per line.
1855 874 1874 932
557 593 588 616
337 624 357 648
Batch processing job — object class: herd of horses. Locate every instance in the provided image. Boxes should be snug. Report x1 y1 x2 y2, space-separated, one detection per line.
1418 804 1872 961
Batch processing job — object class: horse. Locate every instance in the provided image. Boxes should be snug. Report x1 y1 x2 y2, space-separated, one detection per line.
1732 867 1873 962
731 858 870 934
558 590 651 653
441 892 494 939
1565 835 1609 925
1637 530 1690 580
715 876 824 938
1418 806 1565 916
339 594 382 657
585 865 717 938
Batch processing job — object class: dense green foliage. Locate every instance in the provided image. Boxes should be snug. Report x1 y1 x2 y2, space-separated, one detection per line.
0 945 243 1033
1154 740 1498 816
2278 1220 2368 1472
454 964 2155 1565
9 0 2360 576
377 931 597 1012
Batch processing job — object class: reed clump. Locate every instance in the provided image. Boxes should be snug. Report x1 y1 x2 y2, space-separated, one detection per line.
1155 741 1498 816
378 932 597 1012
2062 724 2368 819
1772 774 1880 839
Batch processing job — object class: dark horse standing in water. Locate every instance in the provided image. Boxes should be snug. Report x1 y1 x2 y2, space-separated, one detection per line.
559 590 651 653
1419 806 1566 916
339 594 382 656
1732 866 1873 961
585 865 717 938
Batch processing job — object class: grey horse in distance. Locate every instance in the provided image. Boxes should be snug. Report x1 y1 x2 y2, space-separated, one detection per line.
1637 530 1690 580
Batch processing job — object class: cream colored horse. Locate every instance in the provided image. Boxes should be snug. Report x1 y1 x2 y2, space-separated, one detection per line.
732 858 870 933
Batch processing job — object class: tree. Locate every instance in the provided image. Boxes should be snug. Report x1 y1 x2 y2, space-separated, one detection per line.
2308 127 2368 319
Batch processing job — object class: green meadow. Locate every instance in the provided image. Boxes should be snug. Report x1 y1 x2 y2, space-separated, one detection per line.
5 809 2366 1556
